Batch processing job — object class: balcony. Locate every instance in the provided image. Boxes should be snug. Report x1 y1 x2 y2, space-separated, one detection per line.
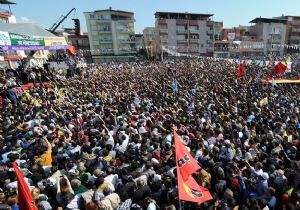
207 21 214 27
178 48 188 53
160 38 168 43
214 47 229 52
119 49 137 54
158 19 167 24
291 28 300 33
118 29 134 34
189 20 199 26
189 39 199 43
99 39 113 43
159 29 168 34
207 30 214 35
177 39 188 43
115 19 135 23
119 39 136 43
207 40 213 44
100 49 114 54
268 39 281 43
190 48 199 53
290 36 300 41
176 19 188 24
207 48 214 53
189 29 200 33
176 29 188 34
99 29 112 34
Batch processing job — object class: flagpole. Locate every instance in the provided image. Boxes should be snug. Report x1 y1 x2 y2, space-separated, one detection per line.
179 199 183 210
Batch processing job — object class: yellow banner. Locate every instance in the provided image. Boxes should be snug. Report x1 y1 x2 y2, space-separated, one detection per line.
261 79 300 84
44 37 67 46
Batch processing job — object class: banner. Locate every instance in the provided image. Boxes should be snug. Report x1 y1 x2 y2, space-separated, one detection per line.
9 33 44 46
0 45 68 51
44 37 67 47
0 31 11 45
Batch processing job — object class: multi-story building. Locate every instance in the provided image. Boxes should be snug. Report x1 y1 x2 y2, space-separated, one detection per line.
274 15 300 54
143 27 156 58
213 22 230 58
154 12 215 57
84 8 136 62
250 17 287 56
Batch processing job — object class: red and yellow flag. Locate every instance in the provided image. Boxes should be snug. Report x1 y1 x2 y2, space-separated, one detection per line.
12 162 38 210
174 130 212 204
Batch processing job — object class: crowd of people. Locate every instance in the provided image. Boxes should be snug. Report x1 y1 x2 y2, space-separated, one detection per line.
0 57 299 210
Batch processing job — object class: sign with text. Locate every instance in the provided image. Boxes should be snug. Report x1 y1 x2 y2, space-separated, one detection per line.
0 31 11 45
10 33 44 46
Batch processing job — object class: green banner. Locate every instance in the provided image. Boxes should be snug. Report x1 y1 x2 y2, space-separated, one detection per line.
9 33 45 46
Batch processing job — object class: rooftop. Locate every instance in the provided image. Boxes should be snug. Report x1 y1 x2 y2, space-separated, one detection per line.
250 17 287 24
0 23 56 37
155 11 213 17
84 8 133 15
155 11 213 20
0 0 16 4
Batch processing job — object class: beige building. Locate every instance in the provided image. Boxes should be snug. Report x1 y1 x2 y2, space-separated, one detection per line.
154 12 215 57
275 15 300 54
84 8 136 62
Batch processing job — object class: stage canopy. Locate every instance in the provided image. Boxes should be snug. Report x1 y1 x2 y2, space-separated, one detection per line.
0 23 68 51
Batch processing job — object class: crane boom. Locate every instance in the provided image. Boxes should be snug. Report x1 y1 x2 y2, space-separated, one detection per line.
49 8 76 33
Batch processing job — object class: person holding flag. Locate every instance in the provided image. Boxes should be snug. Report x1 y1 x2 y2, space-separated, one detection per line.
174 129 212 205
12 162 38 210
237 63 245 78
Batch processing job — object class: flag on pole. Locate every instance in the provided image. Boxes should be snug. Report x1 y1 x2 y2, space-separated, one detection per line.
174 130 212 204
272 61 287 75
272 77 277 88
256 70 262 84
173 79 178 94
12 162 38 210
237 63 245 77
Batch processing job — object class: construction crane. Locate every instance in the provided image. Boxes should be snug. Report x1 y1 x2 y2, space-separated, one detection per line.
49 8 76 33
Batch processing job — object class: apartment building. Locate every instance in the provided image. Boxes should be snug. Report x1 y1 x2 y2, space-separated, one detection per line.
84 8 136 62
250 17 287 56
143 27 156 58
154 12 215 57
275 15 300 53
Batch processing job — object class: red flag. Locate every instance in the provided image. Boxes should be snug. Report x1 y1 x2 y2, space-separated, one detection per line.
272 61 287 74
174 130 212 203
237 64 244 77
67 45 76 57
174 130 200 181
12 162 38 210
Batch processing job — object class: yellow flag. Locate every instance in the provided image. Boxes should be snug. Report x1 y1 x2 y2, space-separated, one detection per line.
23 90 32 100
259 97 268 107
282 130 287 139
58 89 64 98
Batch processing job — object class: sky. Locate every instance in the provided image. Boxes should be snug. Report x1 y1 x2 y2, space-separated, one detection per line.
2 0 300 33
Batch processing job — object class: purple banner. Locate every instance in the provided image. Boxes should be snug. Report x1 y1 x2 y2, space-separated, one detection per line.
0 45 68 51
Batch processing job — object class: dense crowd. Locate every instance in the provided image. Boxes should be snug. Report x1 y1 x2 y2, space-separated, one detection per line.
0 58 299 210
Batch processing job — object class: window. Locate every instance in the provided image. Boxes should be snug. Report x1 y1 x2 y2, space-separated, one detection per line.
100 14 111 20
177 35 185 40
90 14 95 19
